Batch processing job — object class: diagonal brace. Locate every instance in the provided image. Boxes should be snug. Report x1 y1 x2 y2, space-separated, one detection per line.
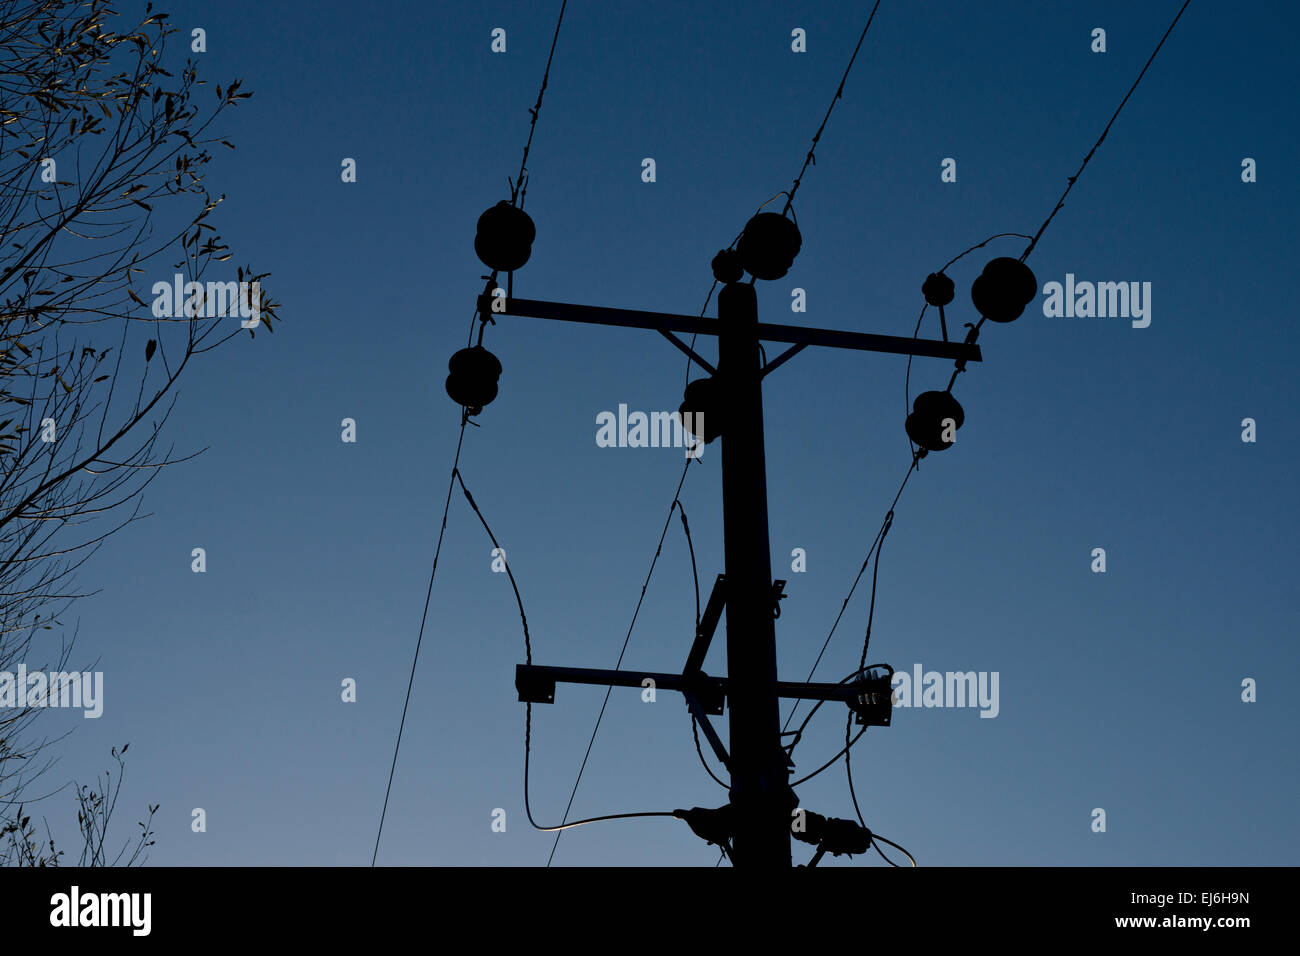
658 329 718 376
684 574 726 676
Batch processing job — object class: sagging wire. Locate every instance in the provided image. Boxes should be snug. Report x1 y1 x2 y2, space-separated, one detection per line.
781 458 913 750
449 466 680 836
904 232 1032 459
544 456 697 864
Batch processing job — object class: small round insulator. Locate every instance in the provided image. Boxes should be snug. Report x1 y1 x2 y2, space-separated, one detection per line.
905 390 964 451
473 201 536 273
921 272 955 307
736 212 802 281
677 377 723 443
711 248 744 284
445 345 503 413
971 257 1037 322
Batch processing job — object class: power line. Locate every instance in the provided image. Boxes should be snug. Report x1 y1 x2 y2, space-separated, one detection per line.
847 0 1195 849
845 711 866 830
678 490 701 629
378 1 575 864
856 507 892 672
791 724 867 788
510 0 569 209
453 468 529 659
544 456 696 865
691 712 729 789
683 236 743 390
699 8 901 850
815 5 1194 865
903 233 1032 459
522 206 730 858
871 832 916 867
737 0 893 742
688 0 885 384
781 0 884 217
785 498 896 781
785 663 892 781
852 1 1196 854
908 2 1195 416
764 470 899 864
909 1 1197 433
370 418 468 866
782 458 913 738
673 497 729 790
447 464 680 835
715 372 909 867
467 0 570 343
1020 0 1192 262
465 0 1191 870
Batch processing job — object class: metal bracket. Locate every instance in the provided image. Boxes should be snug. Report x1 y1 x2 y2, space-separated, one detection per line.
847 669 894 727
770 579 787 619
515 667 555 705
685 574 726 676
684 691 730 768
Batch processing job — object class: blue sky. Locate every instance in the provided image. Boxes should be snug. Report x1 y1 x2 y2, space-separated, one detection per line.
26 0 1299 866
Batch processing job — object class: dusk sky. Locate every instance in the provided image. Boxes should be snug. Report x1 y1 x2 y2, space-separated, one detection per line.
26 0 1298 866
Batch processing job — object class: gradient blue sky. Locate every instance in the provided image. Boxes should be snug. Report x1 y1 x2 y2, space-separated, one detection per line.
27 0 1299 866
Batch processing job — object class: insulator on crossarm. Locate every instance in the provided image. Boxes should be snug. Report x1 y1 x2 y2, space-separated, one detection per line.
736 212 802 281
474 201 536 273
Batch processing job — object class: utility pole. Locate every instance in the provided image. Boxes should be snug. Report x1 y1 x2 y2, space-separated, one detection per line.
436 0 1169 870
486 251 981 867
716 281 792 867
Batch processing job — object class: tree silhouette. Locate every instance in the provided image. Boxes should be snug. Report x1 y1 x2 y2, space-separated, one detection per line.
0 0 279 863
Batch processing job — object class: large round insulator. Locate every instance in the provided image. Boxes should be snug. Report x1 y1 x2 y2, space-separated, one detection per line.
905 390 964 451
736 212 802 281
970 256 1037 323
473 201 536 273
677 377 723 444
445 345 503 413
921 272 955 307
711 248 744 284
